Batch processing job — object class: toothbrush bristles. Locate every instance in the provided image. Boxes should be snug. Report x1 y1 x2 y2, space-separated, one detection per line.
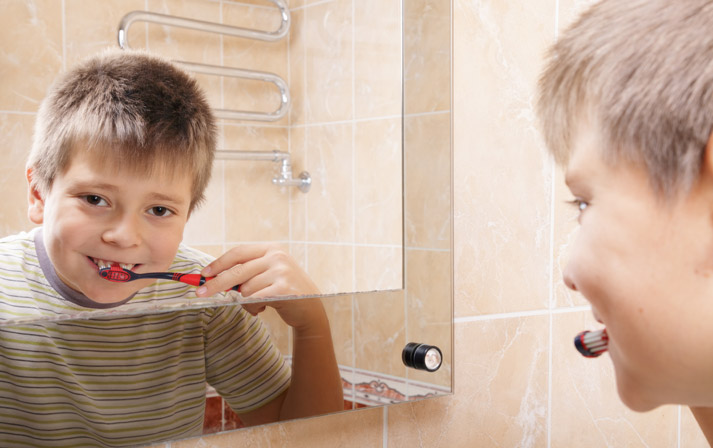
574 328 608 358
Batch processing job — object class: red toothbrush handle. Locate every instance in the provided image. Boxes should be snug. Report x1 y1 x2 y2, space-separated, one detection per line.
172 273 241 292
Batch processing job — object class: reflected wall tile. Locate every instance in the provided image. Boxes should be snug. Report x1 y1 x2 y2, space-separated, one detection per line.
303 0 353 123
405 249 451 387
306 123 353 243
355 246 402 292
65 0 146 65
0 0 62 112
354 290 406 376
223 158 289 242
223 2 289 127
287 8 306 126
559 0 601 33
408 249 450 390
403 0 450 115
288 126 308 242
222 124 289 243
0 114 36 236
681 407 710 447
145 0 222 106
389 317 548 447
306 244 353 295
355 118 402 246
190 245 224 260
184 164 225 247
453 0 554 316
354 0 401 119
551 312 678 446
404 113 450 250
173 406 383 447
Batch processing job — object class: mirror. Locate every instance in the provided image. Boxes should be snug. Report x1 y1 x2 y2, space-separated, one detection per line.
0 0 451 445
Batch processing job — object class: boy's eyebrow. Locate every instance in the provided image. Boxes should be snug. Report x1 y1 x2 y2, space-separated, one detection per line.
146 192 189 205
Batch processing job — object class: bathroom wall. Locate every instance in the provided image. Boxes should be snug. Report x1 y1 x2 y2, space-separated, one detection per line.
5 0 703 447
168 0 711 446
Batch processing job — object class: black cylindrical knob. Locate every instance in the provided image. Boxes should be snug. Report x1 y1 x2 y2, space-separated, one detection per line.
402 342 443 372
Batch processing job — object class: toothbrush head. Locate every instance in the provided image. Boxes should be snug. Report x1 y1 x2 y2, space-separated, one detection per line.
98 265 132 282
574 328 608 358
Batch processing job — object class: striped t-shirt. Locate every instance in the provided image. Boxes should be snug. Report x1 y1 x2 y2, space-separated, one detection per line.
0 228 291 447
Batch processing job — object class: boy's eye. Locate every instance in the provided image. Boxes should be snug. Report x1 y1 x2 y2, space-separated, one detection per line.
84 195 108 206
148 206 173 217
568 199 589 213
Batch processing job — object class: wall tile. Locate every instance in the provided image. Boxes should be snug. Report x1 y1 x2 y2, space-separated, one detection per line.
405 249 451 387
389 317 548 447
305 123 354 243
303 0 353 123
223 1 290 126
184 163 225 246
173 406 383 447
354 289 406 377
222 124 290 243
453 0 554 316
65 0 146 66
287 8 306 126
145 0 223 107
288 126 308 241
681 407 710 447
306 244 353 295
355 245 402 292
354 118 402 246
403 0 450 115
354 0 401 119
0 0 62 112
404 113 450 250
0 114 36 235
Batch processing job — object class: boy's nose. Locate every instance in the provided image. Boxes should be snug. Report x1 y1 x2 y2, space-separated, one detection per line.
102 214 142 247
563 263 579 292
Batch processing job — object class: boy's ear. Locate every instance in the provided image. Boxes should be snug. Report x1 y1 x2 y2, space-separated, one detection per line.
26 168 45 224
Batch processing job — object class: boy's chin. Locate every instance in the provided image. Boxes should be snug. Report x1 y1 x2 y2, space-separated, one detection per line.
81 282 140 304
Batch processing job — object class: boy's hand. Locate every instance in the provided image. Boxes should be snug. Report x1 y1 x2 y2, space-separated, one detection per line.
196 244 323 328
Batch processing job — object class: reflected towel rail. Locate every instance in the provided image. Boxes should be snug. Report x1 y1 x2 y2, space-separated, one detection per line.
215 150 311 193
117 0 290 122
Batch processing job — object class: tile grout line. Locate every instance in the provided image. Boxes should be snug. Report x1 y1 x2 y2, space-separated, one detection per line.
548 4 560 446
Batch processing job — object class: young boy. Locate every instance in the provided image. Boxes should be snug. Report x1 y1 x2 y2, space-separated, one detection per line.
537 0 713 443
0 49 343 447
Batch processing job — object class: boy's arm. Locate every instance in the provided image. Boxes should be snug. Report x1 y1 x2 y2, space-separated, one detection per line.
691 407 713 445
198 245 344 425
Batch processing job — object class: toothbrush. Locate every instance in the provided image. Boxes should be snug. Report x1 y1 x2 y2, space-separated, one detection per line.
98 265 240 292
574 328 608 358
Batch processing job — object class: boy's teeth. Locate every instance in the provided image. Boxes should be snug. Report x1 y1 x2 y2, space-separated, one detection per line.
92 258 134 271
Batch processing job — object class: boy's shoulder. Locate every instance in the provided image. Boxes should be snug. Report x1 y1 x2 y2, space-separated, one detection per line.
0 228 40 263
170 243 215 272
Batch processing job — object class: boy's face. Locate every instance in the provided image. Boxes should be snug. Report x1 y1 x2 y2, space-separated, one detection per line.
563 124 713 411
28 146 193 303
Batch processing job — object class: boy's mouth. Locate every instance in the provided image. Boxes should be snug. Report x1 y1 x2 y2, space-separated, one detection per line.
90 257 137 271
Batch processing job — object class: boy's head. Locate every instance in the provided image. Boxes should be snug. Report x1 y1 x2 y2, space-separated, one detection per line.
26 49 216 304
537 0 713 198
28 48 216 212
537 0 713 412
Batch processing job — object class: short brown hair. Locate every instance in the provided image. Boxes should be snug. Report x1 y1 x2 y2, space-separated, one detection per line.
28 48 216 211
536 0 713 197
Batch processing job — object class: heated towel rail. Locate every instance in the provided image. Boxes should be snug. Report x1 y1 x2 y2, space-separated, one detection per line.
117 0 310 192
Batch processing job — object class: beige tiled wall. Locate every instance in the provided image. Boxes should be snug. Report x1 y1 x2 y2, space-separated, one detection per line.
6 0 706 446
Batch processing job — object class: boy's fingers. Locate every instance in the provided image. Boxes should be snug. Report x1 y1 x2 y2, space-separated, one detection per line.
201 245 270 276
198 257 270 297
